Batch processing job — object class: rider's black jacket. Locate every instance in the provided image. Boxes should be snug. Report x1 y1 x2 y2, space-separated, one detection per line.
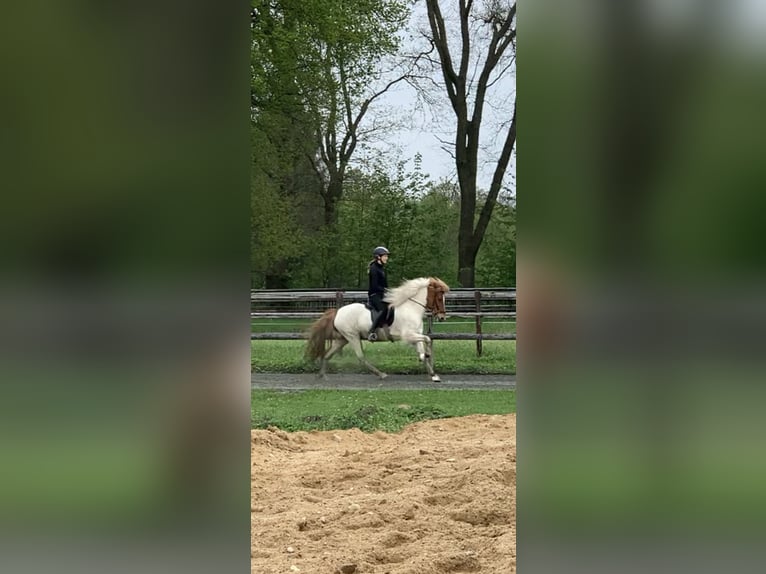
367 260 388 297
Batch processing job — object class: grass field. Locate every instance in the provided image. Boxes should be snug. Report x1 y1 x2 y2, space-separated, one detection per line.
251 317 516 334
251 317 516 374
251 339 515 374
251 389 516 432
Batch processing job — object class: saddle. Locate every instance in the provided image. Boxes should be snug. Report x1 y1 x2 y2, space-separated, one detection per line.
364 302 395 326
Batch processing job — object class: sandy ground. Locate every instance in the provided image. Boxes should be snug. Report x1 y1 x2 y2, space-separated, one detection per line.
251 413 516 574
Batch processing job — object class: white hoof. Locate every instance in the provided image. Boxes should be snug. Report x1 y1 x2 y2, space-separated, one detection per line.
431 375 441 383
379 372 388 380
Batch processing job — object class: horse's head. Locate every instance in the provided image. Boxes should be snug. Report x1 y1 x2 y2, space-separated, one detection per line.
427 278 450 321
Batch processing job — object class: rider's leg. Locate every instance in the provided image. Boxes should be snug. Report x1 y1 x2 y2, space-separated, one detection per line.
368 295 384 341
368 311 381 341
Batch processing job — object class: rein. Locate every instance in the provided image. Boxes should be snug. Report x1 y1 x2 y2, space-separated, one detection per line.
407 296 427 309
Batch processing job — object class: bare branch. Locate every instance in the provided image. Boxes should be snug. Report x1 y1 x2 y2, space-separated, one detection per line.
486 54 515 89
337 55 355 132
458 0 473 92
467 6 513 140
307 142 329 198
473 103 515 245
426 0 461 110
338 74 412 167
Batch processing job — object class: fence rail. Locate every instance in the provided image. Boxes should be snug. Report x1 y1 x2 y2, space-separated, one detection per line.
251 287 516 356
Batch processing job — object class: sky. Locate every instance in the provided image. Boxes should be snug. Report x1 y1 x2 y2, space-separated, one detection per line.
379 85 516 196
357 3 516 198
361 67 516 197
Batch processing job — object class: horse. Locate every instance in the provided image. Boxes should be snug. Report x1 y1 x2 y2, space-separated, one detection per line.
305 277 450 382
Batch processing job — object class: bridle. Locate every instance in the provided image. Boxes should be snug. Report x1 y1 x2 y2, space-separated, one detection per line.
408 283 446 316
408 297 427 309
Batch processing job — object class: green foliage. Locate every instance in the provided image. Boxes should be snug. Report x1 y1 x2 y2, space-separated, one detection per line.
336 165 421 287
250 2 516 288
252 389 516 432
250 128 308 287
476 200 516 286
251 0 412 287
403 182 461 284
251 161 516 288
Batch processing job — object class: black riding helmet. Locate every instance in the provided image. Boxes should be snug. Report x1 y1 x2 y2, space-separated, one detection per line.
372 246 390 257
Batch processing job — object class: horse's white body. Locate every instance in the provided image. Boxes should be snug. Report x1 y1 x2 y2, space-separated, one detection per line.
306 277 449 382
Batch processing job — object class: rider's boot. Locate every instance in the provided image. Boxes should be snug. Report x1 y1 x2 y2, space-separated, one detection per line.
368 311 381 341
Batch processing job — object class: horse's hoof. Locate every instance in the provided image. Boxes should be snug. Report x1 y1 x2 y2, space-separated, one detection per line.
379 373 388 380
431 375 441 383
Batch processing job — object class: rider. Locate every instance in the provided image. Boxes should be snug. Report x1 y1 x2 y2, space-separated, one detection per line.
367 246 390 341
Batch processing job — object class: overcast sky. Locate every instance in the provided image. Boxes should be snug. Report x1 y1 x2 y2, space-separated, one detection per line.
357 3 516 198
360 69 516 197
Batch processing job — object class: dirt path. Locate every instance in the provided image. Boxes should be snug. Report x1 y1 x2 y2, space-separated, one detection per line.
252 373 516 391
251 413 516 573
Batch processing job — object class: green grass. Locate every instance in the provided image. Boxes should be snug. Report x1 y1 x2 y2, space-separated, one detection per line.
252 389 516 432
251 317 516 334
252 316 515 374
251 339 515 374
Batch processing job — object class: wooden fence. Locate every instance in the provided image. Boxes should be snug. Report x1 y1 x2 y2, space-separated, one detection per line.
251 287 516 356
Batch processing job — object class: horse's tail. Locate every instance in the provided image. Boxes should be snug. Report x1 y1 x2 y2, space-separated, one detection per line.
305 308 338 361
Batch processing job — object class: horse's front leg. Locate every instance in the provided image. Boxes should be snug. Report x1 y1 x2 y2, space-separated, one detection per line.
425 340 438 381
424 344 439 382
406 333 440 382
416 341 427 363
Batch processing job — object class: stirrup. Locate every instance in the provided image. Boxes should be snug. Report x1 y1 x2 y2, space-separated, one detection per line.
367 331 378 341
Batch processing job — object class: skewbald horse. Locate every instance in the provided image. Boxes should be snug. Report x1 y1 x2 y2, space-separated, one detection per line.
306 277 450 382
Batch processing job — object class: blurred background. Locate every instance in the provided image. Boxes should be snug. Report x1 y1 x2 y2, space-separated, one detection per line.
0 1 250 573
521 0 766 572
3 0 766 572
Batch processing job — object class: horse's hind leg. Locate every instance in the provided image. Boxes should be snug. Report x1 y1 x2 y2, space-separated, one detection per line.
318 339 347 379
348 336 387 379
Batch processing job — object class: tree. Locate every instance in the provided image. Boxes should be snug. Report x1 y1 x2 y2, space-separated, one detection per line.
252 0 414 287
300 0 410 229
423 0 516 287
251 1 323 287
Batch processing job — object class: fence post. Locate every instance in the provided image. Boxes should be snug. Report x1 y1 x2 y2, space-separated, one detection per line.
474 290 483 357
335 290 344 309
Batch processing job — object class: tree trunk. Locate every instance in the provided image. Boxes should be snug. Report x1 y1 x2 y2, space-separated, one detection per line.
458 263 475 289
457 228 477 287
264 273 289 289
264 259 290 288
323 197 337 227
323 176 343 226
458 236 478 287
457 140 478 287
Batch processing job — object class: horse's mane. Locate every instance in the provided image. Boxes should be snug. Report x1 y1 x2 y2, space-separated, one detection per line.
384 277 431 308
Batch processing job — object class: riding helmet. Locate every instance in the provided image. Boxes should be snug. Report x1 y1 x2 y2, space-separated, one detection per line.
372 246 390 257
